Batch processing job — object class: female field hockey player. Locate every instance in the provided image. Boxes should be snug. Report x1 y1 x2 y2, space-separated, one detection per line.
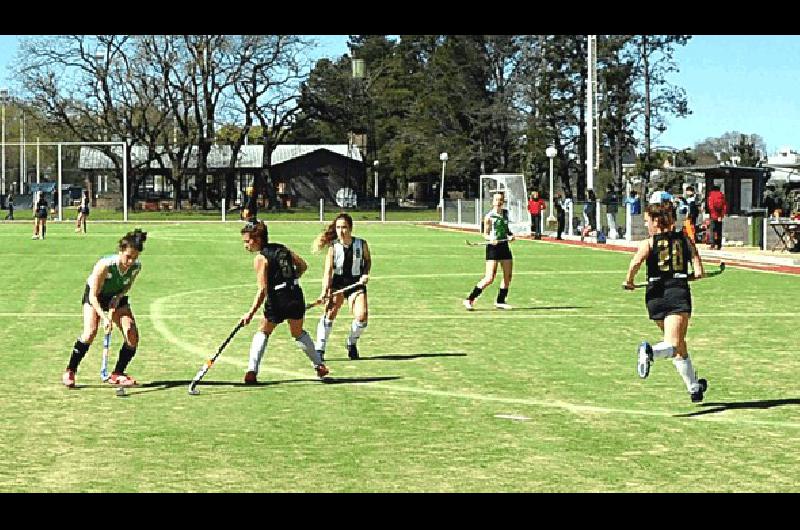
240 220 328 384
33 191 49 239
463 191 515 310
63 229 147 388
311 212 371 361
75 190 90 233
623 203 708 403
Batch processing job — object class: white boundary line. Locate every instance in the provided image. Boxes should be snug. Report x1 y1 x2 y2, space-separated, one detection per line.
143 284 800 430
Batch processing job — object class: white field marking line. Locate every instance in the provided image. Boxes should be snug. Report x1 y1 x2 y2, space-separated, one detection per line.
7 311 800 320
148 287 800 430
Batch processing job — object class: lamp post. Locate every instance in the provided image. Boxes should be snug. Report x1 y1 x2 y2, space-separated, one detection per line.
439 152 448 219
1 87 7 196
373 159 379 199
545 145 558 227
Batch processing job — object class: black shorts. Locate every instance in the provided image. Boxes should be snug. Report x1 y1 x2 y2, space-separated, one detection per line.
332 275 367 298
486 241 513 261
36 212 48 219
645 282 692 320
79 207 90 215
264 286 306 324
82 285 130 311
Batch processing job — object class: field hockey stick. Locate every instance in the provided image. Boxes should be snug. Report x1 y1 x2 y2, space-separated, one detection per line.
465 238 510 247
100 300 118 382
100 331 111 382
305 282 363 310
622 262 726 290
187 321 244 395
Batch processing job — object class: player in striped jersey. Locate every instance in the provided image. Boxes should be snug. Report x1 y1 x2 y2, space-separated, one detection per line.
623 203 708 403
464 191 516 310
62 229 147 388
312 213 371 361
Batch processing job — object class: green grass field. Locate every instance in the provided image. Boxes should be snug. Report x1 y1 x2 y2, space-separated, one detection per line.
2 220 799 492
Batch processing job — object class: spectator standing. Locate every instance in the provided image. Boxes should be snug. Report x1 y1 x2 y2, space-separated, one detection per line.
527 191 546 239
706 185 727 250
604 185 619 239
581 189 597 241
625 190 641 215
4 193 13 220
555 192 566 240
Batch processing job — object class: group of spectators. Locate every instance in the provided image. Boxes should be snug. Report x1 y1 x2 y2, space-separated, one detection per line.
527 183 730 250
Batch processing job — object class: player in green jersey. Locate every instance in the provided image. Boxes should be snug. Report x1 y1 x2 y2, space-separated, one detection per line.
62 229 147 388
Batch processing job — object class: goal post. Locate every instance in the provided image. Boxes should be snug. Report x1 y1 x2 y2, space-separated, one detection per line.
2 141 129 221
480 174 531 236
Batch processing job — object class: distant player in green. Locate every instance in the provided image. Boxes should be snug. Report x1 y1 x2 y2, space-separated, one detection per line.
240 220 329 384
62 229 147 388
464 191 516 310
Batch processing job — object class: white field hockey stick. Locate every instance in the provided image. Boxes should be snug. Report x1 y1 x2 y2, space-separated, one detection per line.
100 299 117 382
100 331 111 382
623 262 726 290
465 238 510 247
305 282 364 310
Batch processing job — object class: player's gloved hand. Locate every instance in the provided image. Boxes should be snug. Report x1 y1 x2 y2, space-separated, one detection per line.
508 235 515 242
359 274 369 285
103 317 113 333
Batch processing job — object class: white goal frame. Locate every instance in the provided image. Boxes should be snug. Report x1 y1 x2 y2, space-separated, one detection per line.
479 173 531 236
1 141 129 221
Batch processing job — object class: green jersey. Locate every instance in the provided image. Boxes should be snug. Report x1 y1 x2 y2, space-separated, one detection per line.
485 209 511 240
88 254 142 296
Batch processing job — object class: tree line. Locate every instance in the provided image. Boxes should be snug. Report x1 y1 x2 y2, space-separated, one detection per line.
10 34 699 208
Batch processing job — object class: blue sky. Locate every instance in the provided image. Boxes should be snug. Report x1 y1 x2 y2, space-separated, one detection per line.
1 35 797 154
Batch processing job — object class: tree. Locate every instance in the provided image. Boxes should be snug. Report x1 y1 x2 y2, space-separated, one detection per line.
629 35 692 181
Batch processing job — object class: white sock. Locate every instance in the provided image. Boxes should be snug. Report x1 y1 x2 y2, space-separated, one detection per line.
248 332 268 373
347 320 368 346
653 341 675 359
673 354 700 392
295 331 321 365
315 317 334 352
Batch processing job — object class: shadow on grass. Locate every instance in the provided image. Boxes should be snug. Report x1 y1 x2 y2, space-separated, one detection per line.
467 306 589 312
328 352 467 362
674 398 800 418
131 375 402 394
78 375 403 396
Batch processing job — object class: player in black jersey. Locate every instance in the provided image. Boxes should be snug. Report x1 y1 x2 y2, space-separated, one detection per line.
623 203 708 403
464 192 516 311
311 213 371 361
239 220 328 383
32 192 49 240
75 191 90 233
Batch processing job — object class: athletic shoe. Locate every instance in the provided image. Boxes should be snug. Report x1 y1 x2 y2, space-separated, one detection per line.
637 341 653 379
463 299 475 311
347 342 360 360
62 369 76 388
494 302 512 310
244 371 258 384
691 378 708 403
107 372 138 386
316 350 325 364
315 364 330 378
31 235 38 240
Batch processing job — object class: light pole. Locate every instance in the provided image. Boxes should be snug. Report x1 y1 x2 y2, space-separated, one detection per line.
546 145 558 227
439 152 448 218
1 87 7 196
373 159 379 199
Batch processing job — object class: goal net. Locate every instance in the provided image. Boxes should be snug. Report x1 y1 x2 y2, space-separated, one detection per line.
480 174 530 236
